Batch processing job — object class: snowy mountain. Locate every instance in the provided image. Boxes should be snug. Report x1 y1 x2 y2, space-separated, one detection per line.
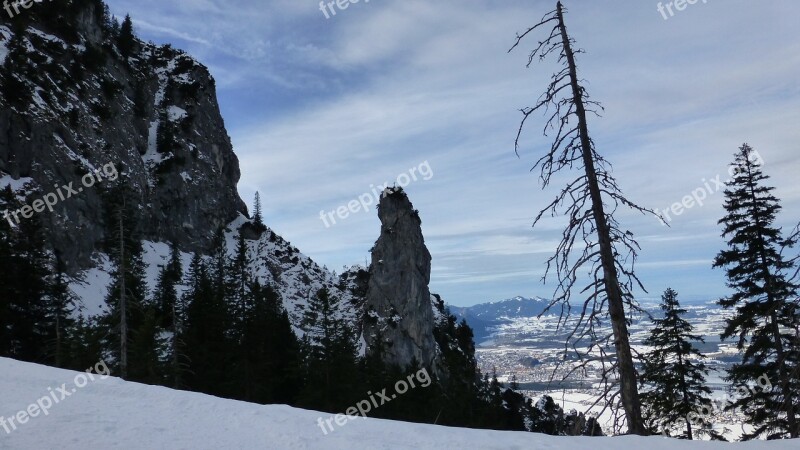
1 357 793 449
449 296 553 342
0 3 368 351
0 6 246 269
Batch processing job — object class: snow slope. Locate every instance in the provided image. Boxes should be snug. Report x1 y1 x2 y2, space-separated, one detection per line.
0 358 795 449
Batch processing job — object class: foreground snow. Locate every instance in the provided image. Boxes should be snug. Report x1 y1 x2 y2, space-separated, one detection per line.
0 358 795 449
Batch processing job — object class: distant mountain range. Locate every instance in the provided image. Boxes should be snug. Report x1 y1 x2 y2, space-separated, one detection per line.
449 295 724 347
448 296 554 342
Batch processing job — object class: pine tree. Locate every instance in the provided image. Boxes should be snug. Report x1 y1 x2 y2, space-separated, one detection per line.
45 252 79 368
5 206 50 361
62 315 103 372
236 280 301 404
252 192 265 232
226 233 255 400
530 396 566 435
101 4 113 34
713 143 800 439
639 288 717 439
0 31 33 108
299 287 360 412
182 253 230 396
431 310 481 427
153 243 183 326
0 187 17 355
118 14 135 58
100 183 150 380
209 228 228 311
227 233 251 327
510 374 520 391
153 244 184 387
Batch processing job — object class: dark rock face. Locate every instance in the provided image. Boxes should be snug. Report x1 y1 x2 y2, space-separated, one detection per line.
0 4 246 271
363 189 437 369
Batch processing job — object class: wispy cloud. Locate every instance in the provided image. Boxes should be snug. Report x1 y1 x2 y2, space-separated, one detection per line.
106 0 800 306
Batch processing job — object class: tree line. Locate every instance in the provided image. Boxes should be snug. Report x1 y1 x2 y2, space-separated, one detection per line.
0 185 601 435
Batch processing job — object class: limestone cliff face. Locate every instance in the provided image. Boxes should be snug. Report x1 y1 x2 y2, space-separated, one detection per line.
0 3 245 270
363 188 437 369
0 3 360 340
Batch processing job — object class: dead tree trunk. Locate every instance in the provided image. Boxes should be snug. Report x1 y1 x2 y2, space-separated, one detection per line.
510 1 651 434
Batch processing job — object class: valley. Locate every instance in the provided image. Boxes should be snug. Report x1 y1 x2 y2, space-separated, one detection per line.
461 296 750 438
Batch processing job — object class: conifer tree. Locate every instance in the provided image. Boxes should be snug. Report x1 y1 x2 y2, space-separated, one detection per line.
209 228 229 313
45 252 79 368
227 233 251 326
0 186 17 355
530 396 567 435
5 205 50 361
118 14 135 58
153 244 184 387
154 243 183 326
253 192 265 232
236 280 301 404
225 233 255 399
639 288 717 440
100 183 150 380
182 253 230 396
432 311 481 427
299 287 360 412
0 31 33 108
62 316 103 371
713 143 800 439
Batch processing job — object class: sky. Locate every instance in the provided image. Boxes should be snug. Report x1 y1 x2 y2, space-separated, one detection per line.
104 0 800 307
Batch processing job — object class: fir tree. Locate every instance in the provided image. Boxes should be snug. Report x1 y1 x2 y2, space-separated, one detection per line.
101 4 113 34
153 243 183 326
299 287 360 412
0 31 33 108
252 192 265 232
4 205 50 361
0 186 17 355
639 288 717 440
153 243 184 387
118 14 135 58
235 280 301 404
100 183 151 380
530 396 566 435
713 144 800 439
62 316 103 372
182 253 230 397
432 311 480 427
45 252 79 368
510 374 520 391
227 233 251 326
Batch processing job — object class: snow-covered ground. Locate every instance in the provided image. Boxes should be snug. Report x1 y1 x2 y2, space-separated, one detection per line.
0 357 795 449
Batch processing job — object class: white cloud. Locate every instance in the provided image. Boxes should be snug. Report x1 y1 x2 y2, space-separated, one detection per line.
106 0 800 306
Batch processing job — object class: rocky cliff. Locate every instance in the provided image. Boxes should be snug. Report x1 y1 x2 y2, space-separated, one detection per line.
0 2 245 270
0 2 452 372
363 188 438 370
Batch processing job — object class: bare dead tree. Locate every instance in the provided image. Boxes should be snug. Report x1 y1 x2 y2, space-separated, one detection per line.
509 1 657 435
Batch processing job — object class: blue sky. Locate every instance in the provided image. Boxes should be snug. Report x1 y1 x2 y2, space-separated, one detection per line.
105 0 800 307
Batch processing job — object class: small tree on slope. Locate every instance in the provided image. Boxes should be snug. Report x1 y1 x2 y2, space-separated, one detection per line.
640 288 719 440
